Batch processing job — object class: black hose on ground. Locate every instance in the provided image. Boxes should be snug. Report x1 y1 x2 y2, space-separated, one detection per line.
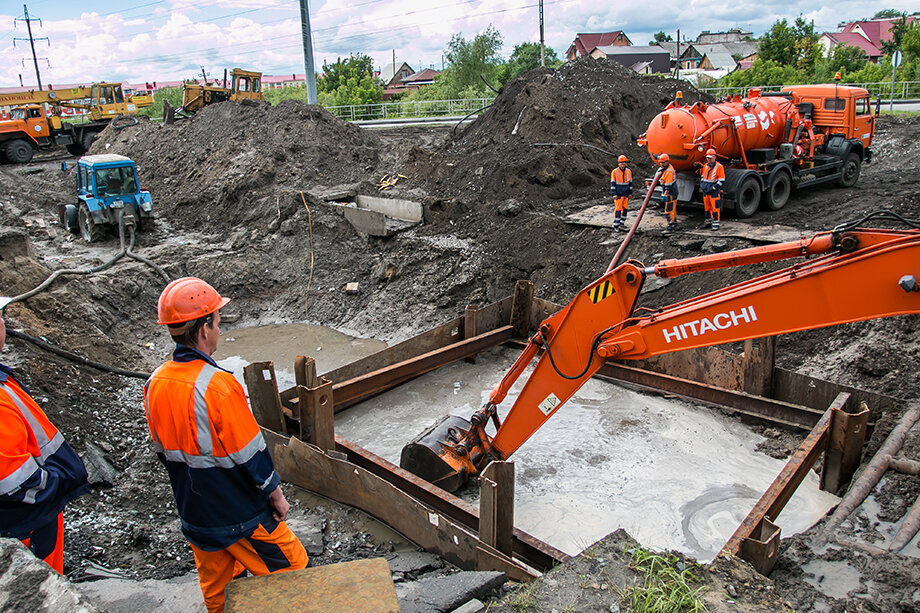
3 211 169 379
5 328 150 379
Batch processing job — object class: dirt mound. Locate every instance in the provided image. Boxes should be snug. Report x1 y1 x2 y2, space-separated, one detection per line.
91 99 381 231
406 57 710 206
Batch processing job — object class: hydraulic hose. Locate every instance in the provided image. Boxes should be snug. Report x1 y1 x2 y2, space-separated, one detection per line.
5 328 150 380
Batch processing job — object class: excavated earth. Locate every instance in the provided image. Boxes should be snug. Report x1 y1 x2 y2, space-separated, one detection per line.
1 56 920 610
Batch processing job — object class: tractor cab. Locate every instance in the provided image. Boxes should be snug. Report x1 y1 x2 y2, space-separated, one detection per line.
62 154 153 242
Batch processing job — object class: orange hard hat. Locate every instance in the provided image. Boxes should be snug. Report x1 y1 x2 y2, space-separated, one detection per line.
706 148 717 156
618 155 628 163
658 153 670 163
157 277 231 325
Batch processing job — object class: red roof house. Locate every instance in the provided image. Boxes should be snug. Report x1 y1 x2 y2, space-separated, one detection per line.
566 31 632 60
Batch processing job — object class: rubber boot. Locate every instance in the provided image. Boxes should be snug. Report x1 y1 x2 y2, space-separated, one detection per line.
663 221 678 236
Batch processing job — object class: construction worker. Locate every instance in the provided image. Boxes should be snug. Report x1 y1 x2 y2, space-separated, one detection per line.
145 278 307 613
658 154 679 235
699 148 725 230
610 154 632 232
0 297 89 573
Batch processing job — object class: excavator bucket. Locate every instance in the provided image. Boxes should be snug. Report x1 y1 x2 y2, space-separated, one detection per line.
400 414 475 492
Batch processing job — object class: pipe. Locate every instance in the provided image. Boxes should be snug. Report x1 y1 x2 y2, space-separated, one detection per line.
889 491 920 551
606 168 662 274
6 329 149 379
817 406 920 544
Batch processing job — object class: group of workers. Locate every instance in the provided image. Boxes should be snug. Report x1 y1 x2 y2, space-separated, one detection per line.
1 278 305 613
610 148 725 234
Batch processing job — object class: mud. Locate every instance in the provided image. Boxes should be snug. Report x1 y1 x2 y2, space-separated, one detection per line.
2 56 920 610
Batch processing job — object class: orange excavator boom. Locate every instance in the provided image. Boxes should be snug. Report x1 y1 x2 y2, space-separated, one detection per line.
401 223 920 491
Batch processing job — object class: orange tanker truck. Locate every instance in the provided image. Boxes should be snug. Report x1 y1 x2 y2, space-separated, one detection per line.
637 83 875 218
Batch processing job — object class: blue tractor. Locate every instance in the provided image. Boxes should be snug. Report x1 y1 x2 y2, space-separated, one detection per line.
61 154 153 242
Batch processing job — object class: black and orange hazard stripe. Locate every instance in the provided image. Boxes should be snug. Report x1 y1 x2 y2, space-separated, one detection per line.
588 280 615 303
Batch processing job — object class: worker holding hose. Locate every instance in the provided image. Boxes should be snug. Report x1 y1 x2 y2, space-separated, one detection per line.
610 154 633 232
700 148 725 231
0 297 89 573
144 278 307 613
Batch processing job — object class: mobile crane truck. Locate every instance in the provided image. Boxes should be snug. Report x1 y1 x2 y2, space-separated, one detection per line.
401 212 920 492
637 83 875 218
0 83 152 163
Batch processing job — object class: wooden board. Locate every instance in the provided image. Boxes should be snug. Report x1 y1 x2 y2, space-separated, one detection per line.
224 558 399 612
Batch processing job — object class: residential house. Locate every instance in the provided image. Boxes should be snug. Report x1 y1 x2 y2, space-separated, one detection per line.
381 66 440 100
566 31 631 60
678 41 757 71
379 62 415 88
590 45 670 74
697 28 753 44
818 17 915 64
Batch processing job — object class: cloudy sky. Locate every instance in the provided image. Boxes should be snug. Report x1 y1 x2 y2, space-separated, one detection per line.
0 0 914 87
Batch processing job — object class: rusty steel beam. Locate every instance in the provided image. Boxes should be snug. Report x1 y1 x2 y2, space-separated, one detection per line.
330 326 514 412
722 394 842 559
335 436 568 572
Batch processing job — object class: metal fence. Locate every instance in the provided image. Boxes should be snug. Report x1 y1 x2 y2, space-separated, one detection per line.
699 81 920 100
325 97 495 121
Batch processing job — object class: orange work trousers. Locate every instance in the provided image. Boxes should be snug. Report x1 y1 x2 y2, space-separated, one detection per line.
189 521 308 613
20 511 64 573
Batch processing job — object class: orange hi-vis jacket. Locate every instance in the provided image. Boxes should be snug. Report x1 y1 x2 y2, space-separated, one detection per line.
660 164 678 197
700 161 725 196
610 167 633 198
0 365 88 539
144 346 281 551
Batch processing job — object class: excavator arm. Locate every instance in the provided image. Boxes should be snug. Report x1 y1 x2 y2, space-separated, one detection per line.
401 227 920 491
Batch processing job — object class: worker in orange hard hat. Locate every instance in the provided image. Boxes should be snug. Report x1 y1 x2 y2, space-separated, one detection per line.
610 154 633 233
0 296 89 574
144 278 307 613
699 148 725 230
657 154 679 235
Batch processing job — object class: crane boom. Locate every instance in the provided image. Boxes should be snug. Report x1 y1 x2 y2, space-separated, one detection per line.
401 226 920 491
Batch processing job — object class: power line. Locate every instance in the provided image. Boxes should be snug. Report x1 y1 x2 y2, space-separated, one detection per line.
14 4 48 90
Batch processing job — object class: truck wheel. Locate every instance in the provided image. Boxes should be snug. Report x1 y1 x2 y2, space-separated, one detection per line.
66 143 86 156
837 153 861 188
4 139 34 164
733 176 761 219
763 171 792 211
78 203 105 243
81 132 96 153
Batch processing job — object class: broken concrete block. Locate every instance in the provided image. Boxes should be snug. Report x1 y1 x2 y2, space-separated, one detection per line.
82 442 118 486
344 282 359 294
385 550 444 576
284 516 325 557
396 571 506 613
0 538 99 612
450 598 485 613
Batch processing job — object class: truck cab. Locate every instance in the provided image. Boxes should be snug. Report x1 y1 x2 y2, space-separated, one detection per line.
63 154 153 242
781 84 875 150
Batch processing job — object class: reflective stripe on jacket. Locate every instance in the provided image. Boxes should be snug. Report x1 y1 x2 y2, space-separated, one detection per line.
144 345 280 551
700 162 725 196
660 165 678 197
0 366 89 539
610 167 633 197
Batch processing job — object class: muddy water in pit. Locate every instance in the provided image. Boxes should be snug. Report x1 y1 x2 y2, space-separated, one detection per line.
335 346 840 562
212 323 387 390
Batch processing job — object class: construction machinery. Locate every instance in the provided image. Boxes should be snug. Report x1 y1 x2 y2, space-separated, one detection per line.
637 84 875 218
165 69 264 122
0 83 152 163
60 154 153 243
401 213 920 491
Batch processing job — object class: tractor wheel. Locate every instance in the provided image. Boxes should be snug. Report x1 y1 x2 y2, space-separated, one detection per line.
733 175 762 219
78 203 105 243
81 131 96 153
837 153 861 188
763 170 792 211
5 139 34 164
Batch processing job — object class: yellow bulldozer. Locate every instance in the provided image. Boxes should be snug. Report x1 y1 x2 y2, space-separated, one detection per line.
164 69 264 123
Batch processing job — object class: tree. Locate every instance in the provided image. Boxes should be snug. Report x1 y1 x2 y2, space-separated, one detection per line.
499 42 562 82
316 54 382 107
650 31 673 44
758 17 820 73
881 16 920 55
719 58 802 88
873 9 906 19
436 26 504 98
825 43 869 74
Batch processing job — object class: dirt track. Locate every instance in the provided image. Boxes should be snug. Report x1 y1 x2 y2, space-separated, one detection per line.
2 56 920 610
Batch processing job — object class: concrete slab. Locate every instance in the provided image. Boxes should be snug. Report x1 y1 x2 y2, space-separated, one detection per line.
0 538 99 612
75 571 204 613
385 550 444 576
395 571 507 613
566 204 806 244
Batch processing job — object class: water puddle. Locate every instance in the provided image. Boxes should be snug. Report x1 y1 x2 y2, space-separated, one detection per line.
335 346 840 561
801 559 862 599
213 323 386 391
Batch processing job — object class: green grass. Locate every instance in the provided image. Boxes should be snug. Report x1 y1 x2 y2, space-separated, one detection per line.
622 547 709 613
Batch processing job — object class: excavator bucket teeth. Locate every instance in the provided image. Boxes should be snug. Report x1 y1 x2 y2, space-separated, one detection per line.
400 414 473 492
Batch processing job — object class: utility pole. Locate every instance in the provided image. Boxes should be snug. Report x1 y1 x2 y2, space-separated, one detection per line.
298 0 317 104
675 29 680 80
539 0 545 67
14 4 48 90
